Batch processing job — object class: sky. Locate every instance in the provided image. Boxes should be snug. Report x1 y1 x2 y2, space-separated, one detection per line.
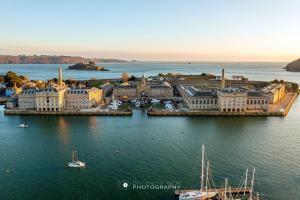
0 0 300 62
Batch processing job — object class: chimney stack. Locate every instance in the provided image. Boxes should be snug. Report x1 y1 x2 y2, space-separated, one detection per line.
221 68 225 89
58 67 63 86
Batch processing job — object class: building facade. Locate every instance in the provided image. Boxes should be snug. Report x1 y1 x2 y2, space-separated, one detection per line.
17 67 103 111
246 91 269 110
262 83 285 104
217 88 247 112
18 89 37 109
177 85 218 111
36 86 66 111
178 84 270 112
113 75 173 99
65 88 102 109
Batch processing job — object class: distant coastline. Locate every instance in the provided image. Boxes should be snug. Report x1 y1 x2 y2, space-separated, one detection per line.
0 55 127 64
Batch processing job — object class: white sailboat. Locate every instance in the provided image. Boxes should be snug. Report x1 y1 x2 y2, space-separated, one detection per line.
178 145 217 200
177 145 259 200
19 123 29 128
67 151 86 168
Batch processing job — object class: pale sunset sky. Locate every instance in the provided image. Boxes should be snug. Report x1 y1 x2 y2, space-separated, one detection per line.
0 0 299 62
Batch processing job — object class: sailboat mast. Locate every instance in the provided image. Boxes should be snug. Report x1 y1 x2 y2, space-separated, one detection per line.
229 186 232 200
250 167 256 200
206 161 210 194
200 145 205 192
244 168 248 196
224 178 228 200
72 151 75 162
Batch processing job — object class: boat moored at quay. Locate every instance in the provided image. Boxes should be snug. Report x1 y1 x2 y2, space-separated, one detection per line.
175 145 260 200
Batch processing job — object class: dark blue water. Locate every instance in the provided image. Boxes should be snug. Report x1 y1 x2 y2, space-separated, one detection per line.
0 63 300 199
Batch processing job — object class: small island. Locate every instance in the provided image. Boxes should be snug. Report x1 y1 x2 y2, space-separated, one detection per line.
284 58 300 72
68 62 110 71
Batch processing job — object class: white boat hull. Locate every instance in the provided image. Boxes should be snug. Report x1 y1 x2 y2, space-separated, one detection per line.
179 191 217 200
67 161 86 168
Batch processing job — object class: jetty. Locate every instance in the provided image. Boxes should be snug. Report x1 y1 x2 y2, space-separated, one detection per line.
175 187 252 196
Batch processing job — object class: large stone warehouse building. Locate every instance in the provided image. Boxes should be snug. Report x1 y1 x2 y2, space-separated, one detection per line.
17 68 102 111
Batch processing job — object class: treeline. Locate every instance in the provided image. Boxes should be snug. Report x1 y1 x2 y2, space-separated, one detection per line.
0 71 28 87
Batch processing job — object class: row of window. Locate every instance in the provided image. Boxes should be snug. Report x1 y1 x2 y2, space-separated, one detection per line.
247 99 268 104
190 98 269 105
191 99 218 105
222 108 245 112
37 108 60 111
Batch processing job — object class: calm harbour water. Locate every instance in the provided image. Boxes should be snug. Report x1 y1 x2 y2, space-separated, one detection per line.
0 62 300 200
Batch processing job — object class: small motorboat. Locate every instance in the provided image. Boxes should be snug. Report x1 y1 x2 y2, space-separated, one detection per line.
19 123 29 128
67 151 86 168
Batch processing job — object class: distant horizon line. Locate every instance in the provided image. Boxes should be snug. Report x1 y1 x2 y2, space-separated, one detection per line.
0 54 292 63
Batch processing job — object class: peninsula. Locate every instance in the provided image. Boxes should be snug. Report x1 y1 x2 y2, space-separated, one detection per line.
68 62 110 71
2 68 299 116
284 58 300 72
0 55 127 64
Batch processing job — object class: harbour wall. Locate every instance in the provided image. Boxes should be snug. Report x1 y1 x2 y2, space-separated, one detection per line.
282 91 299 116
147 110 283 116
4 109 132 116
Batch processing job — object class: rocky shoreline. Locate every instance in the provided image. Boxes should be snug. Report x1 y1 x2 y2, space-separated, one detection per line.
284 58 300 72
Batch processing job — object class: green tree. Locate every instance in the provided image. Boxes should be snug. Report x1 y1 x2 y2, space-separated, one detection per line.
128 75 136 81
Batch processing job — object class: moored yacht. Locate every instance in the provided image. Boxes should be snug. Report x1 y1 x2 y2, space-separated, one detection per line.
179 191 217 200
135 101 141 107
19 123 29 128
151 98 160 103
67 151 86 168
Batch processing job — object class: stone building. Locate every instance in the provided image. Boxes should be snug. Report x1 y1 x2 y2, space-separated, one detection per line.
217 88 247 112
100 83 113 97
17 67 103 111
261 83 285 104
113 74 173 99
35 68 67 111
18 89 37 109
246 91 269 111
65 88 102 109
179 85 269 112
149 82 173 98
36 85 67 111
178 69 270 112
177 85 218 111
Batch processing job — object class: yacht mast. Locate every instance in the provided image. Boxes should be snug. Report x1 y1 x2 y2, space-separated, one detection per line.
224 178 228 200
250 168 256 200
200 145 205 192
244 168 248 196
205 161 210 193
229 186 232 200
